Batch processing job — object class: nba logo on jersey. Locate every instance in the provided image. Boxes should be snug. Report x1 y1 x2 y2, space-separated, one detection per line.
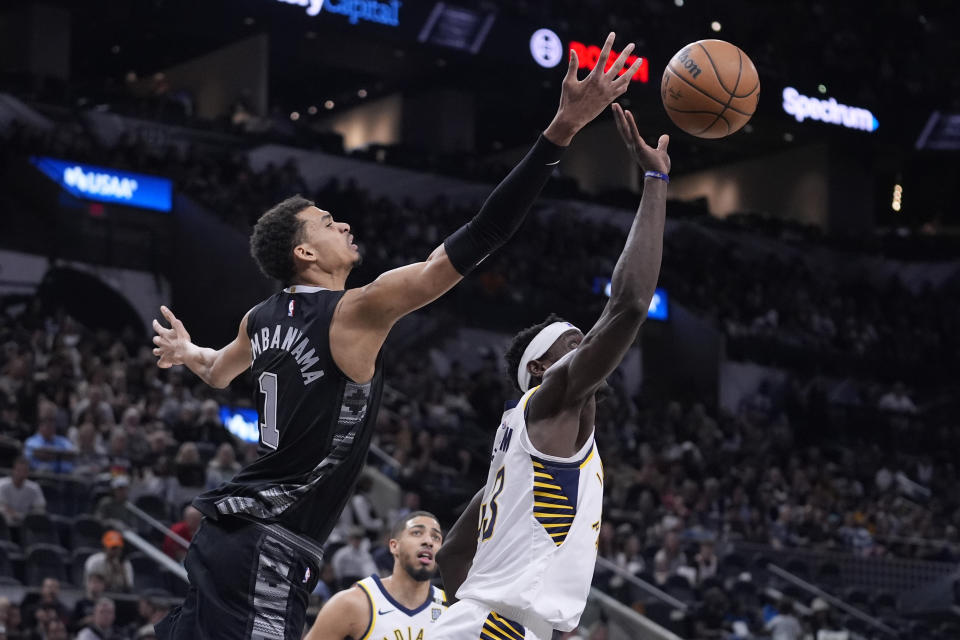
303 566 311 583
288 300 296 317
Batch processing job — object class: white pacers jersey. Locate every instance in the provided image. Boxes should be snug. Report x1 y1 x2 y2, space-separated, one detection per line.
457 386 604 632
355 575 446 640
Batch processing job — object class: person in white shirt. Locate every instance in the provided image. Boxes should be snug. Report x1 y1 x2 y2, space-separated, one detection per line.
331 527 378 589
76 598 118 640
0 456 46 525
84 530 135 593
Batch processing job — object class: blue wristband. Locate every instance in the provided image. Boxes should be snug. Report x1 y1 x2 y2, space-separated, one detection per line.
644 170 669 184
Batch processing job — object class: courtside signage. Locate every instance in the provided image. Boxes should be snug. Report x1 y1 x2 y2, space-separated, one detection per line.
31 156 173 212
274 0 401 26
782 87 878 132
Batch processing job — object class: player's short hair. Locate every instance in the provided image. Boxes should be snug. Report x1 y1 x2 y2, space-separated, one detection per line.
503 313 567 393
390 511 441 540
250 195 313 285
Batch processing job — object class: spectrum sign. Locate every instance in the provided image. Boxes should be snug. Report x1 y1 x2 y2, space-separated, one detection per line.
529 29 648 83
274 0 401 26
31 157 173 212
782 87 878 132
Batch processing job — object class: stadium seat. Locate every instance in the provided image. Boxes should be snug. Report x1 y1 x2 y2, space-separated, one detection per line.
663 574 696 604
871 591 898 617
129 552 165 591
71 546 99 585
785 558 810 580
71 514 105 549
24 544 68 586
0 545 15 578
816 561 842 589
0 575 21 586
38 481 68 516
21 513 60 547
134 494 171 526
843 587 869 608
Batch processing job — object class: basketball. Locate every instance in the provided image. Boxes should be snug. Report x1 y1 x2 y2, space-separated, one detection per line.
661 39 760 139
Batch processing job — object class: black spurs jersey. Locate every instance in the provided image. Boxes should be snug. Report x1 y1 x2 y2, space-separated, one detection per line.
194 285 384 543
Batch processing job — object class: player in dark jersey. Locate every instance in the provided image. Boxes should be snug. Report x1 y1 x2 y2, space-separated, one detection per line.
151 33 642 640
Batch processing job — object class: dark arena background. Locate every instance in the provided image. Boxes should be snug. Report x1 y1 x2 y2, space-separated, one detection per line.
1 1 960 639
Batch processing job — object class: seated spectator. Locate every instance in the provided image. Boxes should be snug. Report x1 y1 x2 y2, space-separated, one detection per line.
205 442 240 489
104 428 133 477
32 604 65 639
331 527 377 589
119 407 151 466
23 578 68 629
0 456 46 525
167 442 206 506
695 540 719 584
76 598 118 640
653 530 688 585
95 475 136 528
71 573 106 631
877 382 917 414
72 422 108 476
43 617 70 640
350 475 384 537
162 505 202 563
23 403 76 473
130 592 169 639
765 598 803 640
84 531 134 593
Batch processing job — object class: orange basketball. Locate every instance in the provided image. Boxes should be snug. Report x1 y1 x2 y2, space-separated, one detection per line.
661 40 760 139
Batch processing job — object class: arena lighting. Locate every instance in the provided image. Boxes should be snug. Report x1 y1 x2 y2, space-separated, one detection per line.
593 278 669 321
892 183 903 212
324 100 335 109
782 87 879 132
711 21 722 32
31 156 172 212
219 406 261 443
570 41 649 82
290 111 300 121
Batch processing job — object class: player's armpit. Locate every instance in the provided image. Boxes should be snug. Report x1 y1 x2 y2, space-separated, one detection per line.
304 586 371 640
437 488 484 604
338 244 463 330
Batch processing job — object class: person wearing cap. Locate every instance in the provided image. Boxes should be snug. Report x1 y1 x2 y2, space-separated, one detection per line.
95 475 136 528
84 531 134 593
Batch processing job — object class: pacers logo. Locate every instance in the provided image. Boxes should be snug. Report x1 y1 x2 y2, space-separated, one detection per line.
530 28 563 69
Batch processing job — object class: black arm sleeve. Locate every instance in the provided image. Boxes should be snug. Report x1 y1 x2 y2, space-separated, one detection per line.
443 134 566 275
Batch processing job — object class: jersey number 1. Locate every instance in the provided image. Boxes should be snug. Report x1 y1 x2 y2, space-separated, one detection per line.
259 372 280 449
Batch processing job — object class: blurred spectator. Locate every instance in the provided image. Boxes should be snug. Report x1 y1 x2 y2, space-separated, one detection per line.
765 598 804 640
43 617 69 640
76 598 117 640
331 527 377 589
84 531 134 593
71 573 106 631
23 403 76 473
877 382 917 414
0 456 46 525
694 541 718 585
167 442 206 507
349 475 384 537
72 422 108 476
95 476 135 528
23 578 68 629
162 505 202 563
205 443 240 489
130 592 169 639
653 530 688 585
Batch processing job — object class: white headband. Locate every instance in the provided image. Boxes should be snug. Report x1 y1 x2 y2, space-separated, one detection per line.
517 322 581 393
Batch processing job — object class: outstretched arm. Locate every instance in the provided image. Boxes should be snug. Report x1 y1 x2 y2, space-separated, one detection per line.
532 105 670 418
304 586 370 640
152 306 252 389
336 32 643 331
437 488 483 604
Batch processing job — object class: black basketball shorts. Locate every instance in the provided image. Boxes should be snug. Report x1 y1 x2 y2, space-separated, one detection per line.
155 515 324 640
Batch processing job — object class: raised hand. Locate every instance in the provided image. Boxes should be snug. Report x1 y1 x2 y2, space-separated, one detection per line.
545 32 644 146
612 103 670 175
152 305 193 369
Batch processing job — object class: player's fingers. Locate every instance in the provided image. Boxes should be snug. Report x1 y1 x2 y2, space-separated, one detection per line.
160 305 176 325
624 109 646 148
614 57 643 91
611 104 630 142
606 42 634 78
152 335 163 346
152 318 164 333
657 134 670 152
153 348 162 356
591 31 616 77
565 49 579 83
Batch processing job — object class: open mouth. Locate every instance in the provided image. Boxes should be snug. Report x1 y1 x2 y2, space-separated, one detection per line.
417 550 434 565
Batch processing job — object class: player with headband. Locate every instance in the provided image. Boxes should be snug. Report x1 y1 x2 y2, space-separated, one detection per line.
433 100 670 639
